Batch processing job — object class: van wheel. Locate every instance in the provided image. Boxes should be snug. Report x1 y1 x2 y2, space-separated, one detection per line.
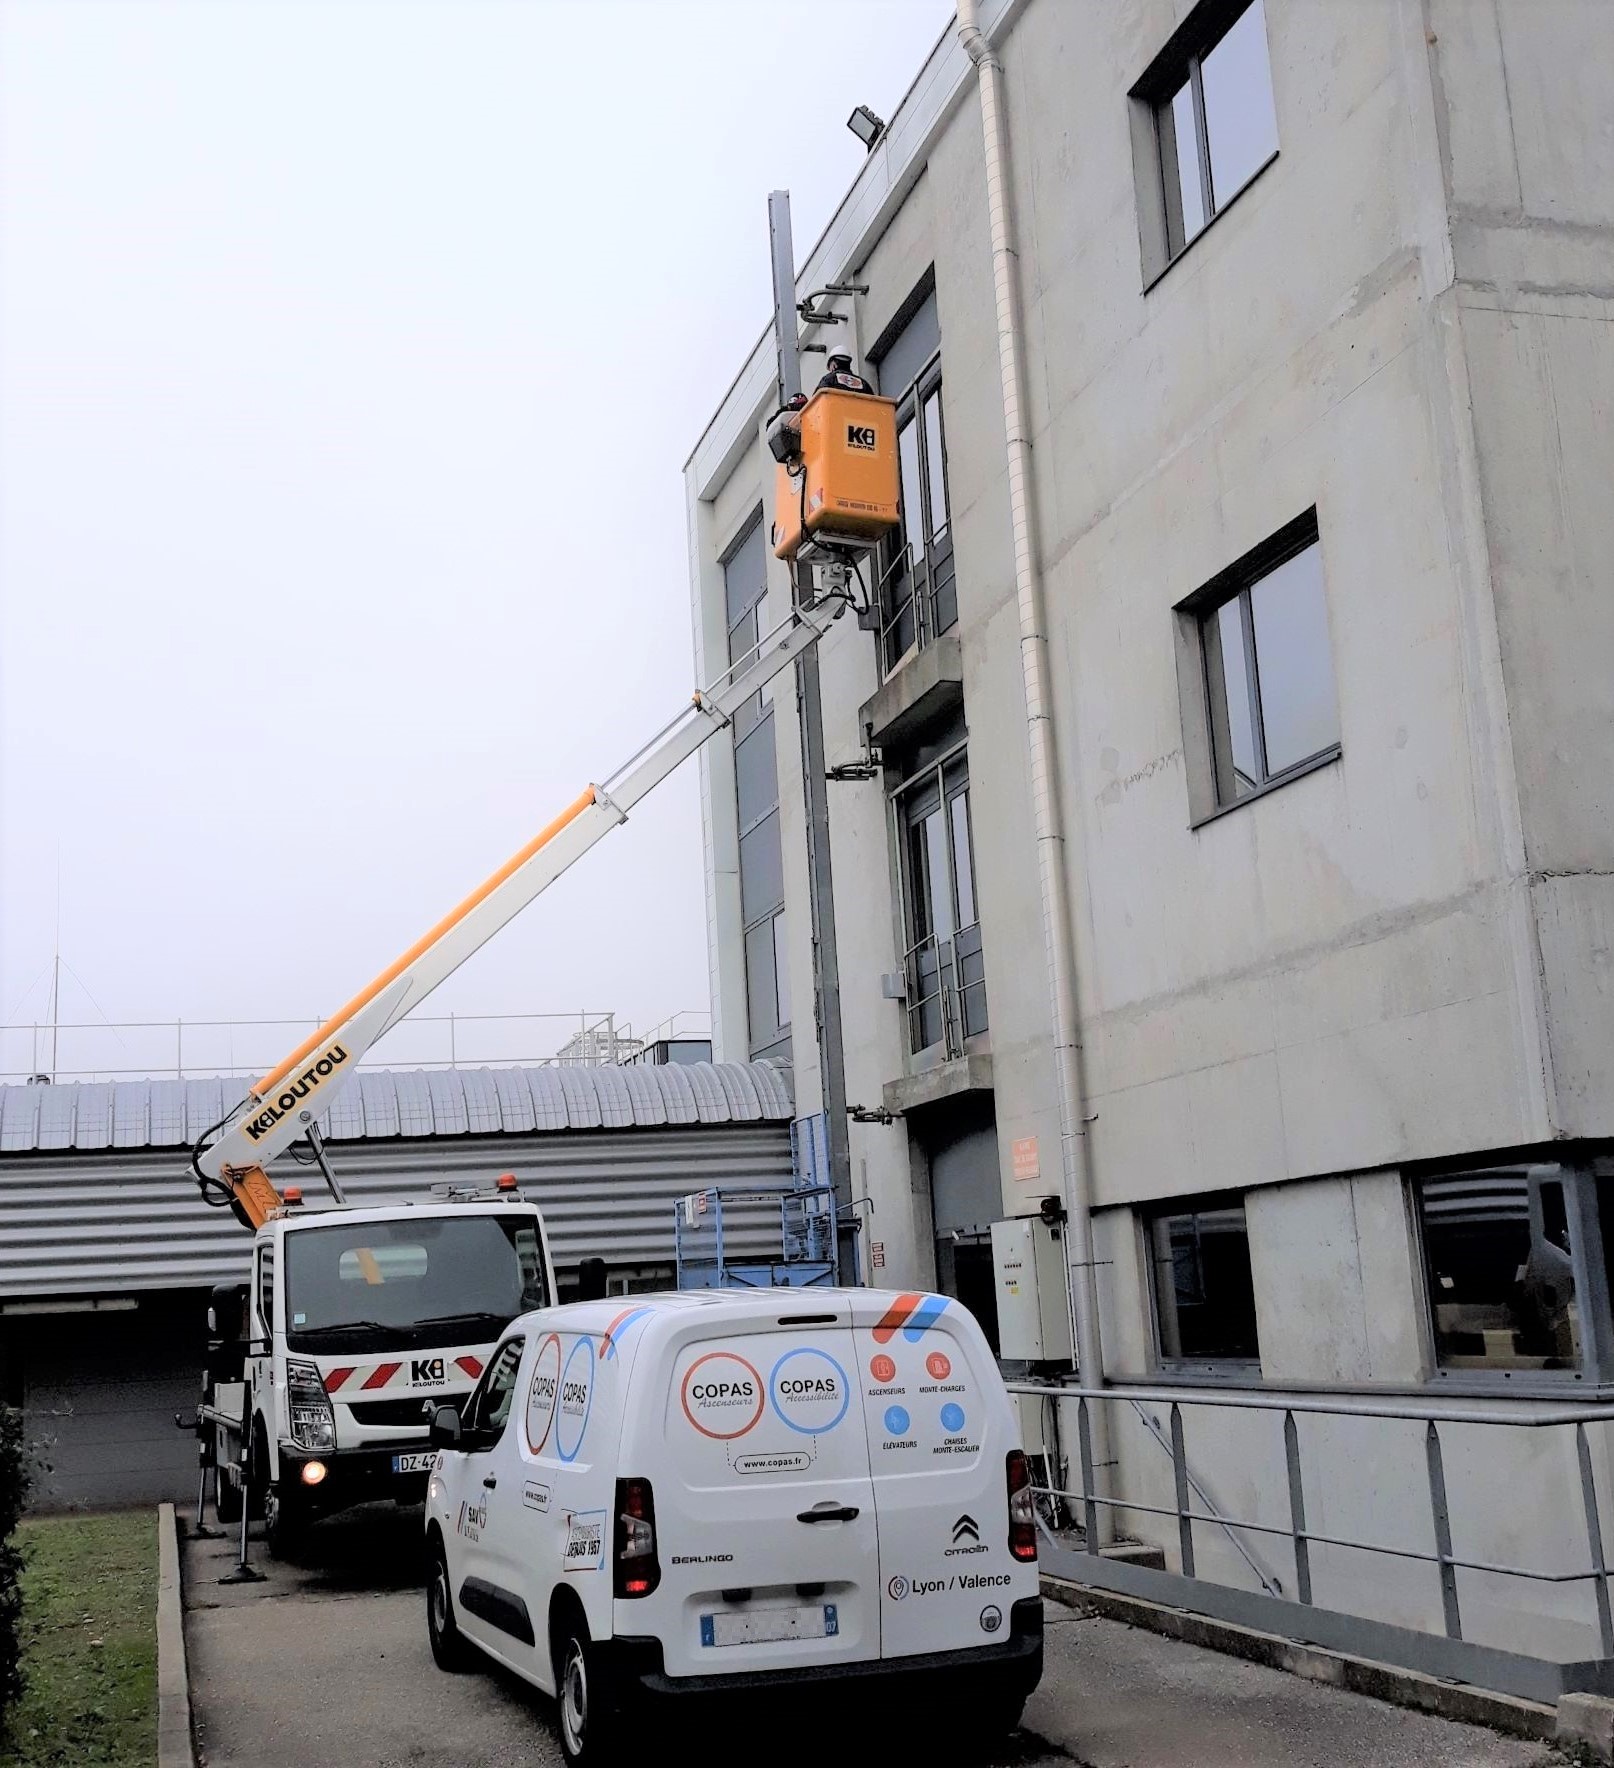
958 1689 1027 1750
554 1618 620 1767
427 1541 472 1672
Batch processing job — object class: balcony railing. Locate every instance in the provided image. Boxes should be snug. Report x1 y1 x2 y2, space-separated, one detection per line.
876 538 958 678
903 923 986 1058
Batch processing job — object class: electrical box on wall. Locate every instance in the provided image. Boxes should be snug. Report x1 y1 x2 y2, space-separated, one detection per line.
991 1214 1074 1363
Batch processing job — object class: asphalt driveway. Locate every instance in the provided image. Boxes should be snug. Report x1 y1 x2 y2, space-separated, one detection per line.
180 1505 1559 1768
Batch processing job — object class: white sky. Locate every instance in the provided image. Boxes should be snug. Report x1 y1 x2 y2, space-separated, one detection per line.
0 0 952 1079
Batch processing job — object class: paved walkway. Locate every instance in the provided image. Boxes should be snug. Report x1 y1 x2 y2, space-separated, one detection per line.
180 1506 1561 1767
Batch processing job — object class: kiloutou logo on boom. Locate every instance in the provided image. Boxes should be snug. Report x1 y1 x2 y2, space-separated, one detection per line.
242 1044 350 1142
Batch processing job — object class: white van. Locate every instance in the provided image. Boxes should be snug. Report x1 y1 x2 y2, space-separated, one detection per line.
423 1287 1043 1763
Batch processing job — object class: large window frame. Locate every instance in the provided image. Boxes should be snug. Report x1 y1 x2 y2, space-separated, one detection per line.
1414 1162 1614 1392
1130 0 1280 284
871 285 955 679
1177 509 1340 824
891 738 985 1060
1145 1194 1262 1378
722 510 790 1062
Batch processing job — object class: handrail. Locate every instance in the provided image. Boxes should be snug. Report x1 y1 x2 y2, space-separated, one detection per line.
1005 1378 1614 1429
1005 1377 1614 1666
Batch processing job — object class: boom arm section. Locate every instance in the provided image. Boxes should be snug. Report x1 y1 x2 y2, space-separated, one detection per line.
193 605 833 1227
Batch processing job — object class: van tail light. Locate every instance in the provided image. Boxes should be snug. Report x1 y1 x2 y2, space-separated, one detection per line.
614 1476 661 1599
1007 1449 1038 1563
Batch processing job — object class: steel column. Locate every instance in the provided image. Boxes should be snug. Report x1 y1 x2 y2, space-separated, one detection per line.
1577 1422 1614 1658
1170 1403 1195 1578
1425 1422 1462 1640
767 189 856 1266
1283 1409 1312 1605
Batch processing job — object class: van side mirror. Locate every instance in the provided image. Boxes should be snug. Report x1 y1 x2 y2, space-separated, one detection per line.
429 1406 463 1451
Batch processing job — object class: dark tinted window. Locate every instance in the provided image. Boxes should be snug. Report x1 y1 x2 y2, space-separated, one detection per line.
1150 1198 1260 1366
1420 1170 1580 1374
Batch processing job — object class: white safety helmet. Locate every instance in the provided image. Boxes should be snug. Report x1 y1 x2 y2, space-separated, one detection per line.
826 343 854 367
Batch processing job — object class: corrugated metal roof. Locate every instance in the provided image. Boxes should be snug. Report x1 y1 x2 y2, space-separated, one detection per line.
0 1061 792 1154
0 1126 792 1299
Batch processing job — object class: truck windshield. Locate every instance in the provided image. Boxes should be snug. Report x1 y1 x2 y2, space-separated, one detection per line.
284 1215 546 1354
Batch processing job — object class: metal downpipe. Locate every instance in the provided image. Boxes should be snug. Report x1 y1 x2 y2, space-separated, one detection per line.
957 0 1113 1539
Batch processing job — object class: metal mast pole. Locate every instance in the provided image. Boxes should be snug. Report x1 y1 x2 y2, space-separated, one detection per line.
767 190 856 1282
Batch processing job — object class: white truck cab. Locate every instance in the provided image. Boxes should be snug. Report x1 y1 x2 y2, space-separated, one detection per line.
423 1286 1043 1764
206 1191 552 1554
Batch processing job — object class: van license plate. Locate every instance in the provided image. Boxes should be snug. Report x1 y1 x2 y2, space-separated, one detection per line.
392 1452 434 1473
700 1604 838 1648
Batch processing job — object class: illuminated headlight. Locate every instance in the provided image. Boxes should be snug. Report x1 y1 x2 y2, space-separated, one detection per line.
286 1358 336 1451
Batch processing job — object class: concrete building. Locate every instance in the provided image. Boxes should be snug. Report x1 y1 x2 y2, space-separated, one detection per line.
686 0 1614 1692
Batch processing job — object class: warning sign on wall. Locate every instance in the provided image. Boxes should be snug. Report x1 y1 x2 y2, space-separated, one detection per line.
1011 1136 1040 1182
870 1241 886 1269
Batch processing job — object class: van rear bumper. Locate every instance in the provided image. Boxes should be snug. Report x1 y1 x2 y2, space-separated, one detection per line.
612 1594 1042 1701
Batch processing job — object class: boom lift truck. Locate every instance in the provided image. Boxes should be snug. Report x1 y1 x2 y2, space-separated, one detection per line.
188 400 900 1562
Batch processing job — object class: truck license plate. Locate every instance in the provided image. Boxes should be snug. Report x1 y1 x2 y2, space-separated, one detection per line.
392 1452 435 1473
700 1604 837 1647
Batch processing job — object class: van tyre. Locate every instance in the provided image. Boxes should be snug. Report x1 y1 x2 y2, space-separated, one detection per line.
427 1541 472 1672
554 1618 621 1767
957 1688 1027 1751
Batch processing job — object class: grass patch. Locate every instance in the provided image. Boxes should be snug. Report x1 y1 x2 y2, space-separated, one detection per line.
0 1512 157 1767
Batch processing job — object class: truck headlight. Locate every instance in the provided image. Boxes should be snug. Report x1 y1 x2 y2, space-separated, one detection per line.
286 1358 336 1451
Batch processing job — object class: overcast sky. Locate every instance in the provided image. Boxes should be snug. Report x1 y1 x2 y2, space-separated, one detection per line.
0 0 952 1080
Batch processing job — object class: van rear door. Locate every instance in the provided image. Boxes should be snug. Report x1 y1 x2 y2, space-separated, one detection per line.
650 1299 879 1678
853 1292 1022 1659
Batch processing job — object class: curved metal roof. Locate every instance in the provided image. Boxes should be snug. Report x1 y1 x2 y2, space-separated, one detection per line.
0 1061 793 1155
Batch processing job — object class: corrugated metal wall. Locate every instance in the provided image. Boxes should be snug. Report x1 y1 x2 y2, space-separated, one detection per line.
0 1124 790 1299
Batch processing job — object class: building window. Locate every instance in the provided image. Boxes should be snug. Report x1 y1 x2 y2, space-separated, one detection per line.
723 512 789 1061
1418 1168 1585 1377
1179 510 1339 817
870 283 954 676
1132 0 1279 278
895 743 985 1057
1149 1196 1260 1370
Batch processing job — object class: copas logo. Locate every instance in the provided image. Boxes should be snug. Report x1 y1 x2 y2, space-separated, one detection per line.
681 1350 764 1440
554 1338 594 1463
525 1333 562 1454
770 1347 850 1435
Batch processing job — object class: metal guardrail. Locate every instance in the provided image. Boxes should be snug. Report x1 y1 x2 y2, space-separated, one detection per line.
0 1007 711 1084
1007 1380 1614 1703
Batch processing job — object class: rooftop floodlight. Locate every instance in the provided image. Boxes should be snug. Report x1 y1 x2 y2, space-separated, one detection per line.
847 105 886 152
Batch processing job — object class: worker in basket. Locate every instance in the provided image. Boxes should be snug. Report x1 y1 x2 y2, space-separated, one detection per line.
816 342 874 394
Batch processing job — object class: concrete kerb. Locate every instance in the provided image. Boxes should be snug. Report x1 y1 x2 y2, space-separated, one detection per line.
1041 1574 1559 1744
157 1503 196 1768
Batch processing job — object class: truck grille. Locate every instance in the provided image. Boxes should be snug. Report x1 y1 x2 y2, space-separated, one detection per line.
346 1396 462 1427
